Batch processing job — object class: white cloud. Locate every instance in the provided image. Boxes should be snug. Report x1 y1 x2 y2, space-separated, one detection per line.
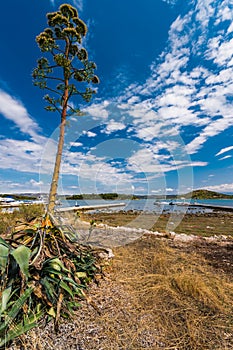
0 90 43 142
166 187 174 192
104 120 126 134
9 0 231 194
207 38 233 66
215 0 232 24
82 130 96 137
202 183 233 193
0 139 44 173
227 22 233 34
29 179 44 187
219 155 232 161
127 147 206 175
195 0 215 30
69 141 83 147
0 179 43 194
216 145 233 156
85 102 109 120
161 0 178 5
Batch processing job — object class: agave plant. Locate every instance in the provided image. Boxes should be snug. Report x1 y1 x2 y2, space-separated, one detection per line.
0 218 101 348
0 237 41 347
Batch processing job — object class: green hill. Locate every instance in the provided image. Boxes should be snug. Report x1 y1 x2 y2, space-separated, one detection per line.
180 189 233 200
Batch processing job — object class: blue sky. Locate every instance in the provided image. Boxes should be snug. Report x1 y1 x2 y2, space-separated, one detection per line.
0 0 233 195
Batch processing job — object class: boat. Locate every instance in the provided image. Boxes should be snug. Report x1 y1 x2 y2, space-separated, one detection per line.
0 197 16 203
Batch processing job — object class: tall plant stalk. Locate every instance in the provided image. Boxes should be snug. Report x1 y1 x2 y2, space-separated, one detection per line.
33 3 99 214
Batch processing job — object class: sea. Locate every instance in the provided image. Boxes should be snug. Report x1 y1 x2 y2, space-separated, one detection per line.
60 198 233 214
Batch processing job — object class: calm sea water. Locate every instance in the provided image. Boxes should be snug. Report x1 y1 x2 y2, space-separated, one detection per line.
60 198 233 213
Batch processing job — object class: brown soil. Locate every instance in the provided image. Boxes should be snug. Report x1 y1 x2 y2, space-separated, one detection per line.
81 210 233 277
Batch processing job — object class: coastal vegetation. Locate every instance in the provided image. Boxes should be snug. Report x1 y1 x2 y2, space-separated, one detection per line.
2 189 233 202
83 210 233 237
66 189 233 200
0 205 103 348
180 189 233 199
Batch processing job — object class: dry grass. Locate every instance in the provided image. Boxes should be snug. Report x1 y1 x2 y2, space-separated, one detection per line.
82 211 233 237
105 237 233 349
7 235 233 350
0 204 44 236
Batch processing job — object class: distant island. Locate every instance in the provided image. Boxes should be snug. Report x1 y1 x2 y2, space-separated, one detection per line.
178 189 233 200
1 189 233 201
65 190 233 201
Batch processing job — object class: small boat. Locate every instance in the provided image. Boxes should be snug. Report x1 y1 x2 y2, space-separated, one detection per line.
0 197 15 204
154 201 169 205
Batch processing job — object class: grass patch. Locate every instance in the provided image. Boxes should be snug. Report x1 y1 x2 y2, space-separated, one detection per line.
0 205 44 236
107 237 233 349
82 211 233 237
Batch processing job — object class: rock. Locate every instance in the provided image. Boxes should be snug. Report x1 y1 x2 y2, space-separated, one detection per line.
173 233 199 242
97 248 114 259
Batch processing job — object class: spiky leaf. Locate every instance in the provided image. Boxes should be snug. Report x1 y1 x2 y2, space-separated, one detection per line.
10 245 31 279
0 243 9 272
0 287 33 332
0 285 12 314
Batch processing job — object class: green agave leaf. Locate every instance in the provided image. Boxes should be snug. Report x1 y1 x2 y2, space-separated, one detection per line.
0 243 9 272
59 280 75 298
45 257 70 273
25 308 44 324
62 276 83 294
0 287 33 332
0 237 9 247
40 277 57 302
0 285 12 314
10 245 31 279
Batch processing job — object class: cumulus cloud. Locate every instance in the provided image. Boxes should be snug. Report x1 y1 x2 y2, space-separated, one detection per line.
0 179 44 194
0 139 44 173
70 141 83 148
58 0 233 192
116 0 233 157
84 131 97 137
202 183 233 193
104 120 126 134
85 101 109 120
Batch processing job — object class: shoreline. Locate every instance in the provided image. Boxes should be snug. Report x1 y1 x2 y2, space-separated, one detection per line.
53 210 233 249
80 210 233 238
